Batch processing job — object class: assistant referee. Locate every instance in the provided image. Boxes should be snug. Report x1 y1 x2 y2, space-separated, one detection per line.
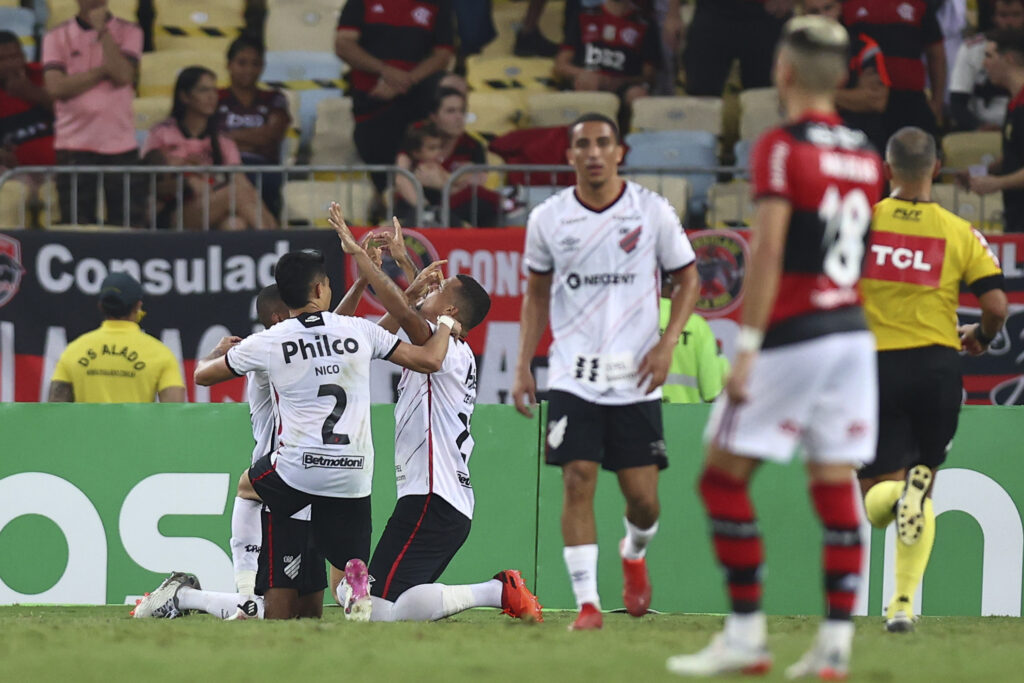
48 272 185 403
858 126 1008 634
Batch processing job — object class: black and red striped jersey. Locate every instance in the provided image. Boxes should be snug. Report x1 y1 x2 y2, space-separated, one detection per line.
562 5 661 80
337 0 454 95
749 112 884 348
842 0 942 93
841 31 890 151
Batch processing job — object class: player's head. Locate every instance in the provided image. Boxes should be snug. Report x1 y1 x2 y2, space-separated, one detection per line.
773 16 849 98
255 284 289 328
98 271 144 322
418 274 491 332
567 113 624 189
884 126 940 184
800 0 841 22
402 121 444 163
996 0 1024 32
985 29 1024 88
274 249 331 312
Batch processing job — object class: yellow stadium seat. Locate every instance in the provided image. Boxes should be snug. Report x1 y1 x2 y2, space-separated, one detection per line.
283 178 376 227
525 91 618 127
466 91 524 139
133 95 172 134
627 174 690 221
0 180 32 229
466 56 557 93
265 0 343 53
48 0 137 28
942 131 1002 171
739 87 781 143
706 180 755 227
631 96 723 135
931 184 1005 233
139 50 228 97
309 97 360 167
152 3 243 52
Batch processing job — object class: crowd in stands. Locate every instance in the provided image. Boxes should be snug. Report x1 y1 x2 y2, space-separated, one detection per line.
0 0 1020 232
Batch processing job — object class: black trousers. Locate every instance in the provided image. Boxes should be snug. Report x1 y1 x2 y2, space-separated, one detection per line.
55 149 146 227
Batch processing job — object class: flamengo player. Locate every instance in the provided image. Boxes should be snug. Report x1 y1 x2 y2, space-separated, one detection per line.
512 113 699 630
667 16 883 679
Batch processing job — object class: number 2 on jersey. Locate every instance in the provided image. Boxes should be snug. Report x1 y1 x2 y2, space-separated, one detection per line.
317 384 351 445
819 185 871 287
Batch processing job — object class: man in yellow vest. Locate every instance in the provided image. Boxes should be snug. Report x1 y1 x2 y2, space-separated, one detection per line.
658 280 728 404
48 272 186 402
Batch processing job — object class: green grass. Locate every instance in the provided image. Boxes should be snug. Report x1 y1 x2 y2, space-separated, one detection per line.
2 607 1023 682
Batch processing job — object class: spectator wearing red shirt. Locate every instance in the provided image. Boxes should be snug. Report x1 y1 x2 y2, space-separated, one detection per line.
0 30 54 170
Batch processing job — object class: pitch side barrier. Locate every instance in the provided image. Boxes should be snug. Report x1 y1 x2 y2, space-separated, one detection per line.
0 165 425 230
0 403 1021 616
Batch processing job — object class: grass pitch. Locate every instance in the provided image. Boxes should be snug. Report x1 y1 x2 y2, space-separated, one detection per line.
2 607 1022 682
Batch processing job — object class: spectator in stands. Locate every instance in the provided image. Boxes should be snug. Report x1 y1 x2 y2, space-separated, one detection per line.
335 0 454 192
555 0 661 130
684 0 793 96
515 0 562 57
218 36 290 217
42 0 143 227
0 30 54 171
842 0 947 139
965 29 1024 232
142 66 278 231
950 0 1024 131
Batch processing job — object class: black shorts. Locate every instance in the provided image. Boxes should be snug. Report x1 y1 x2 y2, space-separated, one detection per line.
545 390 668 471
255 507 327 597
367 494 471 601
858 346 962 479
249 454 372 570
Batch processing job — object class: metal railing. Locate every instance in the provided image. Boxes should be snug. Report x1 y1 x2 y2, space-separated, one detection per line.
0 165 425 230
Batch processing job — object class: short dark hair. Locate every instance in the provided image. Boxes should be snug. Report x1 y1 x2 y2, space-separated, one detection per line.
991 28 1024 63
0 31 20 48
227 35 265 62
453 274 491 330
432 86 466 114
569 113 620 144
274 251 327 309
256 284 288 327
886 126 936 178
402 120 443 156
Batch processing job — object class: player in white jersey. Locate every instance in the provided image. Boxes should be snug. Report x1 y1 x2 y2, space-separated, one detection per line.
328 208 543 622
194 246 461 619
511 113 699 630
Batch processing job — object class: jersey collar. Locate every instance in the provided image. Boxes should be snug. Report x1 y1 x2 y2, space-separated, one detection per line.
100 320 140 331
573 179 627 214
795 110 843 126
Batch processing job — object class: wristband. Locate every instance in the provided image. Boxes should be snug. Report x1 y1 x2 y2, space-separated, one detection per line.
736 326 764 353
974 325 995 346
436 315 457 331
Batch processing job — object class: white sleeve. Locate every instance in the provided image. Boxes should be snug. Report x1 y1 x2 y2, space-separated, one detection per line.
225 332 271 376
949 44 977 95
654 197 695 272
523 206 554 274
357 318 402 360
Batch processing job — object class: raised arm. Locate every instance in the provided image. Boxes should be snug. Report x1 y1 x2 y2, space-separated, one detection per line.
194 336 243 386
334 232 383 316
387 317 459 374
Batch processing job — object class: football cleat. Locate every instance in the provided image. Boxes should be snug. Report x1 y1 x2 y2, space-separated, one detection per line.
896 465 933 546
568 603 602 631
494 569 543 622
620 540 652 617
131 571 200 619
667 633 772 677
785 622 852 680
341 558 372 622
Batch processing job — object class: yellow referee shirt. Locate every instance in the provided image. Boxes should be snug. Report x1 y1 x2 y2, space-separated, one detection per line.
51 320 185 402
859 197 1004 351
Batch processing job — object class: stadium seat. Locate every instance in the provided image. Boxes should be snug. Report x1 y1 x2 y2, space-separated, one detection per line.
291 87 345 152
943 131 1002 171
0 180 32 229
706 180 755 227
262 51 345 87
466 55 557 92
739 87 781 142
627 174 690 221
466 91 524 140
133 96 171 133
309 97 360 167
138 50 228 97
0 6 35 60
733 139 753 176
152 3 243 52
624 130 719 215
283 178 376 227
265 0 343 53
526 91 619 127
931 184 1005 233
630 96 723 135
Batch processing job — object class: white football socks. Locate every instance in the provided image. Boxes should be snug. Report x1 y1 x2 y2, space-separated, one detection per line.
230 497 262 595
564 544 600 609
621 517 659 560
368 580 503 622
176 587 262 619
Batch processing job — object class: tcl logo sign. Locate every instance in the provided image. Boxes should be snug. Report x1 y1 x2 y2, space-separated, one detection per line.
863 232 944 287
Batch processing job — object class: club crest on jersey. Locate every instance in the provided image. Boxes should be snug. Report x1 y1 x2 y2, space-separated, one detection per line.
0 234 25 309
619 225 643 253
690 230 748 316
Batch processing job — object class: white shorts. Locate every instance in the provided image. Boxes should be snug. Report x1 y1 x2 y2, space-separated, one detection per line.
704 331 878 465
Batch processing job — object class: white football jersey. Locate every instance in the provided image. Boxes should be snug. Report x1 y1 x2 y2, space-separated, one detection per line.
393 325 477 519
524 181 695 405
950 38 1009 128
227 311 401 498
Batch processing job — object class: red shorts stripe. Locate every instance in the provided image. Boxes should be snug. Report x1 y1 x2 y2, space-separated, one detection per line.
380 493 432 600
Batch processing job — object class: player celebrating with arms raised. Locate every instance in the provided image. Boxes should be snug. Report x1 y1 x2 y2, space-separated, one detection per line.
667 16 883 679
511 113 699 630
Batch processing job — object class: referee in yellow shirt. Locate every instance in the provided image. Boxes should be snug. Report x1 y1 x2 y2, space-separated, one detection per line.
48 272 186 403
858 126 1008 633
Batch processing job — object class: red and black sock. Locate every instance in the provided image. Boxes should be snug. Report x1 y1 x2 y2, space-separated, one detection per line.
698 466 763 614
810 479 863 621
